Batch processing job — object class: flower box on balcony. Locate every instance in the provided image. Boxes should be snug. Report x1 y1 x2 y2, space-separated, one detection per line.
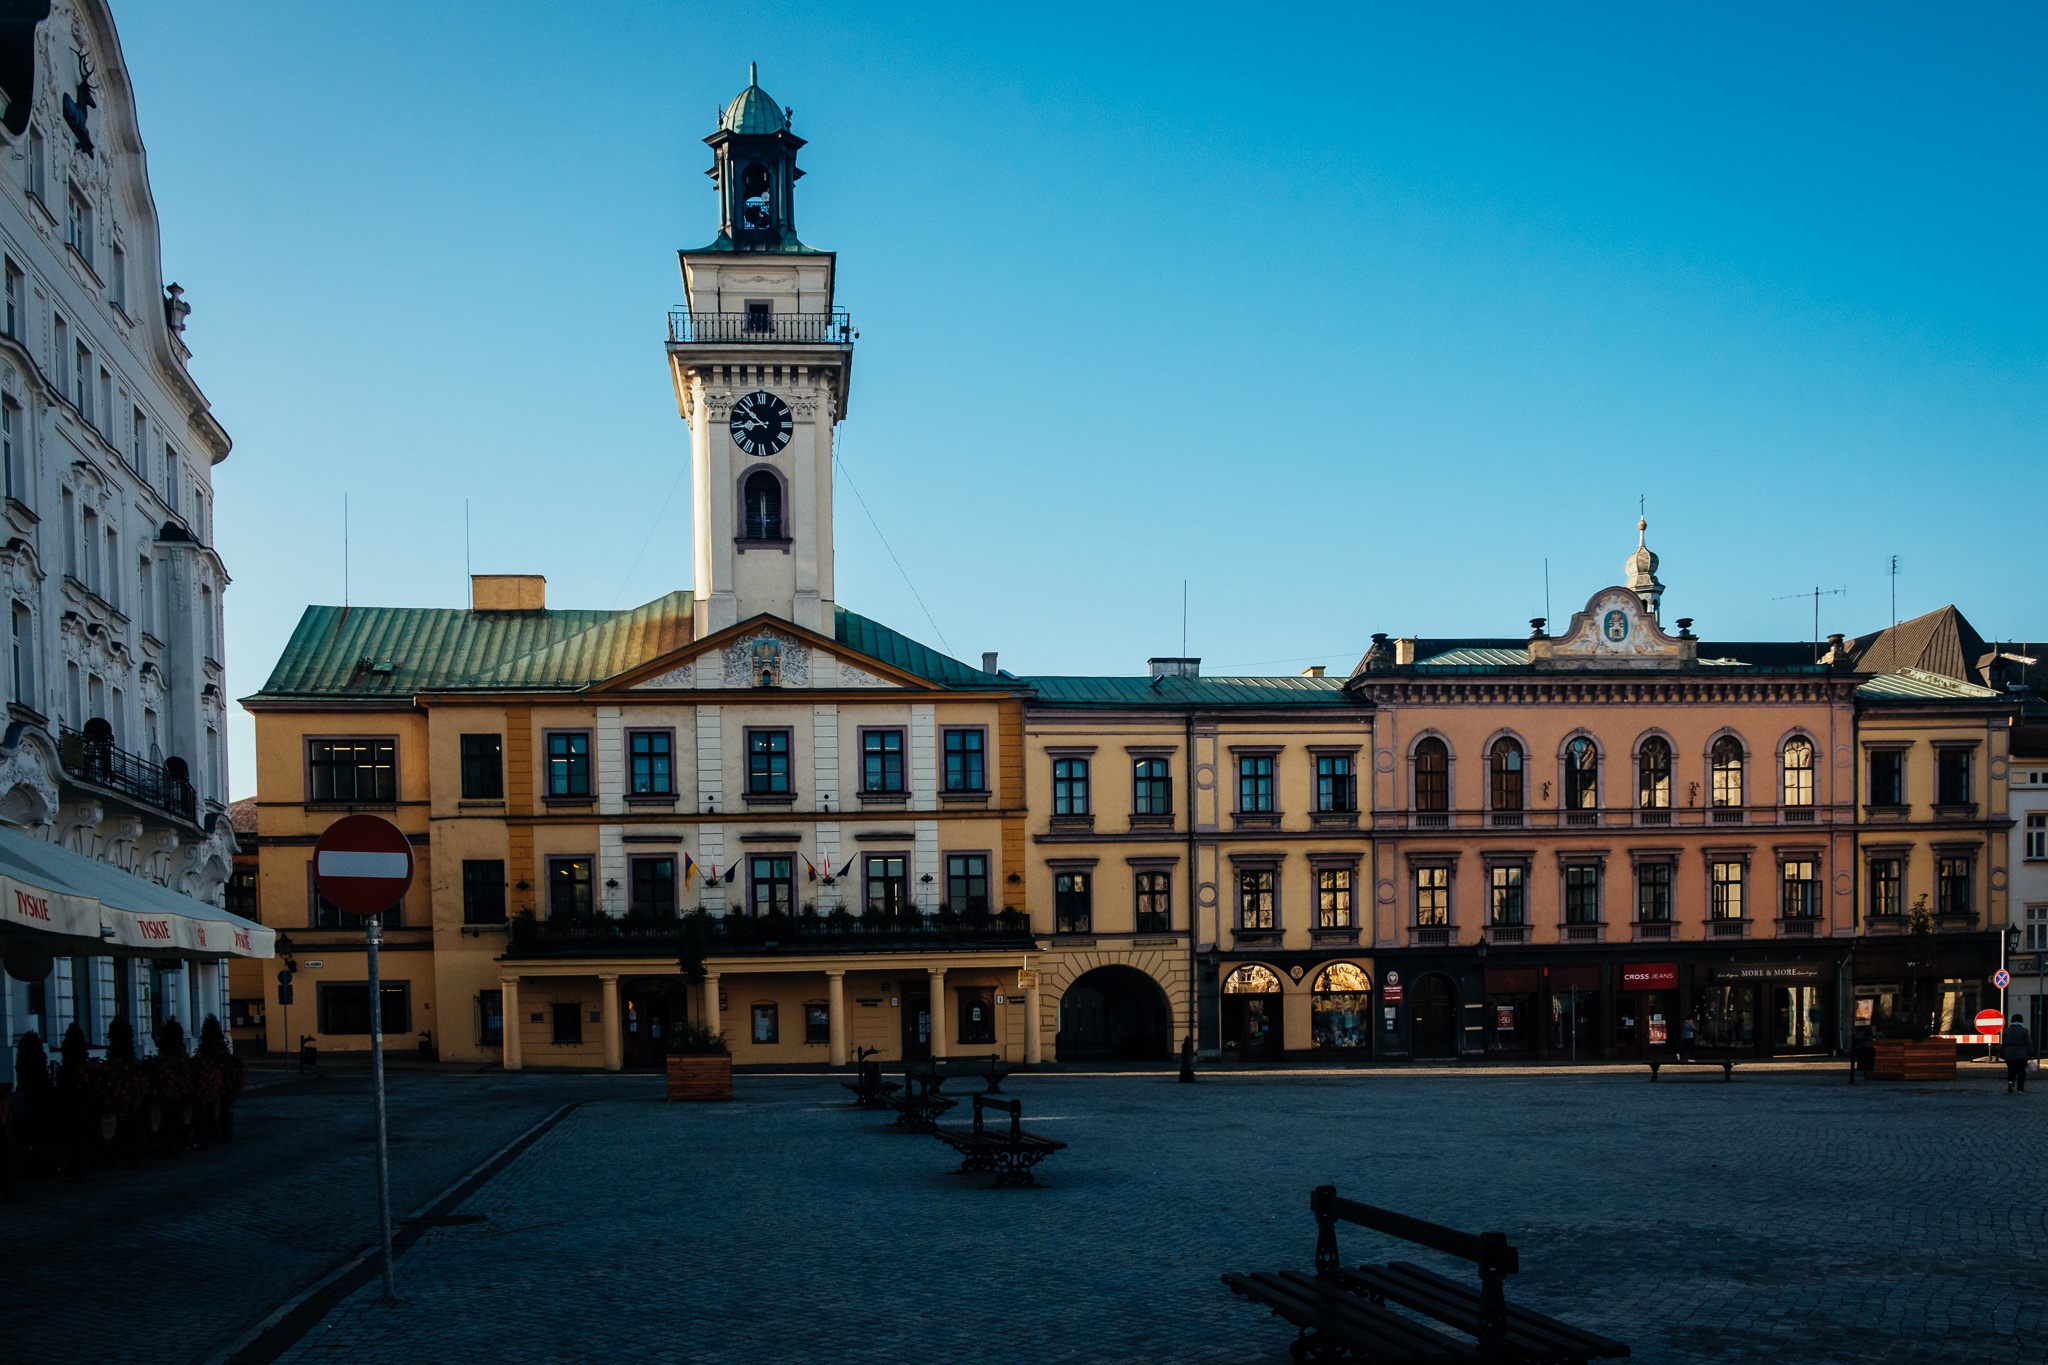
666 1054 732 1101
1869 1038 1956 1082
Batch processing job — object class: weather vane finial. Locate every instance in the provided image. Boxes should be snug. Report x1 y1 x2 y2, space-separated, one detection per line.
749 60 758 86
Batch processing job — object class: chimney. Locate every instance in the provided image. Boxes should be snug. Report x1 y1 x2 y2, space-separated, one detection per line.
1394 638 1417 666
981 651 999 674
1148 657 1200 680
472 574 546 612
1301 665 1326 678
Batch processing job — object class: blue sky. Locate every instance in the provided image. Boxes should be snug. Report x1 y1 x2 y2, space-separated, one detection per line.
111 3 2045 797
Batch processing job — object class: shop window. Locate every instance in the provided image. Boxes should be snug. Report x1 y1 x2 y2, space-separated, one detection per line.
1868 858 1903 918
1489 865 1524 926
751 1003 778 1044
803 1001 830 1044
958 987 995 1045
459 733 503 799
552 1002 582 1045
1223 964 1281 994
1781 860 1819 918
1563 865 1599 924
462 859 507 924
478 990 503 1044
1636 862 1671 922
318 982 411 1035
1415 866 1449 925
1310 963 1371 1049
1054 871 1091 933
1316 867 1353 928
1135 869 1171 932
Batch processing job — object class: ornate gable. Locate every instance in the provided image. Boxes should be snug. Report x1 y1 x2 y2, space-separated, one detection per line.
1528 588 1695 672
607 616 914 693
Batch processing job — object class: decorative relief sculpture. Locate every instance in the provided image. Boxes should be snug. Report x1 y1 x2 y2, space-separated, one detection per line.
721 629 811 687
834 660 894 688
633 662 696 690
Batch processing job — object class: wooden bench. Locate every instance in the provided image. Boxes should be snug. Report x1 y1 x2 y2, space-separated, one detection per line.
1647 1055 1733 1082
841 1048 901 1109
1223 1185 1630 1363
883 1068 957 1132
934 1092 1066 1188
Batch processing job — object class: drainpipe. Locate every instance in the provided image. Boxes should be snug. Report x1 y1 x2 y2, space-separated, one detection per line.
1186 707 1201 1063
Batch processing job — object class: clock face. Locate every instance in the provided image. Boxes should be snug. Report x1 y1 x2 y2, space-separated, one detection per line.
729 390 792 457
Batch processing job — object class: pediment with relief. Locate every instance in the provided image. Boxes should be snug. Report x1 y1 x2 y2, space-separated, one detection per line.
1529 588 1694 671
621 621 908 691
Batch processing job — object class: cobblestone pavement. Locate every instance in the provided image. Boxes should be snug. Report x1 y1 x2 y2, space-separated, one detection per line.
252 1062 2046 1364
0 1066 638 1365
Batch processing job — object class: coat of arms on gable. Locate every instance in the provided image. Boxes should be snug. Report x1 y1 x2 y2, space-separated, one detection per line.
1530 588 1693 671
722 629 811 687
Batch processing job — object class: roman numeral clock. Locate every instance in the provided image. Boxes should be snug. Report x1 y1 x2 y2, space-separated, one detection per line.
729 390 792 457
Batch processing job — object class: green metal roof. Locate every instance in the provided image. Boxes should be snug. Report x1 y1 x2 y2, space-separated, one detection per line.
832 607 1000 688
1020 674 1351 709
1415 647 1530 668
1855 667 2004 704
721 70 789 135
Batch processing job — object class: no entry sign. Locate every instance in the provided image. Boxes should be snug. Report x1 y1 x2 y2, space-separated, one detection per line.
313 814 414 917
1975 1009 2006 1036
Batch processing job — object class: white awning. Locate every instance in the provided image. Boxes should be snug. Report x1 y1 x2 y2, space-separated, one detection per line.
0 823 272 958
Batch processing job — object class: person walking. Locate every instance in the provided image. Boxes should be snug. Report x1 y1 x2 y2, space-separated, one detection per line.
1678 1016 1697 1064
2004 1015 2033 1093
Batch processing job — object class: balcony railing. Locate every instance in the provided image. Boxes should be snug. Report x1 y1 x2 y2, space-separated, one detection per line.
668 309 854 345
58 725 197 822
506 906 1033 959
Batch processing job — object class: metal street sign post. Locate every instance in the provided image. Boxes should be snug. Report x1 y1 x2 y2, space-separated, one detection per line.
313 814 415 1304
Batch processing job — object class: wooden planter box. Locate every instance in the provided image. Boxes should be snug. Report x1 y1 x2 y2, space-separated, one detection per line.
665 1054 733 1101
1870 1038 1957 1081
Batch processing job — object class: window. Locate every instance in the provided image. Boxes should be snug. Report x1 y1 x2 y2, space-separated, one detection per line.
1489 740 1523 811
864 854 907 915
3 257 19 337
1489 865 1525 926
53 315 68 393
1710 861 1744 919
748 855 794 916
1937 750 1971 806
803 1000 831 1044
744 299 773 333
1781 860 1818 918
1637 862 1672 922
628 730 674 796
223 864 258 921
24 126 43 200
1564 865 1599 924
2028 814 2046 861
1638 738 1671 809
163 444 179 510
104 526 118 609
943 728 985 792
944 853 987 913
1710 737 1744 808
1869 858 1902 918
307 738 396 803
629 856 676 916
861 729 904 793
2025 903 2047 953
1413 739 1448 811
1937 856 1972 918
1053 757 1089 815
66 188 93 267
545 731 591 798
74 343 90 421
1237 755 1275 813
1135 869 1171 933
97 368 110 435
553 1002 583 1046
78 504 99 590
1238 868 1277 930
1782 738 1814 808
1869 750 1904 806
742 469 782 539
462 860 507 924
958 988 995 1045
751 1003 778 1044
478 990 503 1045
1316 755 1357 813
110 243 125 311
1054 871 1091 933
199 583 214 657
547 857 593 918
2 397 21 503
318 982 410 1036
459 734 504 799
748 728 791 796
1415 866 1449 925
137 557 153 635
1564 737 1598 809
130 407 146 474
10 602 31 709
1317 867 1353 929
1134 756 1172 814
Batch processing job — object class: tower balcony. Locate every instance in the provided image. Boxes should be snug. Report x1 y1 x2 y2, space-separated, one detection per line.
668 309 854 346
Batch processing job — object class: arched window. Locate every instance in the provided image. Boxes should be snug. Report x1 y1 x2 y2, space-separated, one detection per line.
1782 737 1814 809
1711 737 1744 809
1414 737 1449 812
1638 737 1671 809
1311 963 1372 1049
1223 964 1281 995
1564 737 1598 810
743 470 782 540
1489 738 1523 811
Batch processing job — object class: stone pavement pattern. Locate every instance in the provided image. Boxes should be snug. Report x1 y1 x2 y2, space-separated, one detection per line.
0 1066 633 1365
266 1065 2046 1364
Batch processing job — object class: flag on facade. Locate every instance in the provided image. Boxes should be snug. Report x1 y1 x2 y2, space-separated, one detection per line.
802 855 819 883
836 854 857 879
682 853 696 885
722 862 739 884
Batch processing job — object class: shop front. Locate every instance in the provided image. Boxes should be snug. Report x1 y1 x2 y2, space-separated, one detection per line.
1698 961 1834 1057
1220 963 1284 1060
1614 961 1678 1058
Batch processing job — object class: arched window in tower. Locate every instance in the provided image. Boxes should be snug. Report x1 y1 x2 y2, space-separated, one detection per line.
743 471 782 541
1489 739 1523 811
740 162 773 230
1413 738 1449 813
1564 737 1598 810
1782 737 1814 810
1711 736 1744 809
1638 737 1672 809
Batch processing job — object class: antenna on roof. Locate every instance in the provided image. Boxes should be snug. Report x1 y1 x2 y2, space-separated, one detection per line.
1543 558 1550 626
465 499 472 609
1774 584 1846 663
1182 579 1188 657
343 493 350 612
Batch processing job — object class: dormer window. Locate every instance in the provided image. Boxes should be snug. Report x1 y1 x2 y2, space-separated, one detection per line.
743 469 782 540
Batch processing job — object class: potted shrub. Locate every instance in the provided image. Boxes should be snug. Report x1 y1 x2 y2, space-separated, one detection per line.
665 1023 732 1101
1868 1004 1956 1081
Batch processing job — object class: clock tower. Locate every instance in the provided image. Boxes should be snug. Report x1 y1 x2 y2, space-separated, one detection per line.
669 64 854 636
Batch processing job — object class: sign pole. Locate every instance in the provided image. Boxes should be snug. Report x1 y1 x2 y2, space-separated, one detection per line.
367 912 395 1302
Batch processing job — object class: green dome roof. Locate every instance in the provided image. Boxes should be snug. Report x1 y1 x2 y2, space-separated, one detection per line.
721 64 789 135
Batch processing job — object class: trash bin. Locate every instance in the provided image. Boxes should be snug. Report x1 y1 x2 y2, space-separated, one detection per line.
299 1036 318 1071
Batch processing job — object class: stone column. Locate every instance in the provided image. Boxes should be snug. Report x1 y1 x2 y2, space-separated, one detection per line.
501 977 523 1071
826 969 847 1066
703 972 723 1039
1023 975 1043 1064
927 967 947 1059
600 974 623 1071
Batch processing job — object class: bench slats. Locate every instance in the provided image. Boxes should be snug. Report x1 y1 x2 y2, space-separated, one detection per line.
1332 1264 1627 1359
1380 1264 1628 1357
1224 1270 1473 1361
1327 1195 1515 1273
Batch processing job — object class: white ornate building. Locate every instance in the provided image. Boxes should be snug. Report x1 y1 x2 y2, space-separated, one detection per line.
0 0 269 1076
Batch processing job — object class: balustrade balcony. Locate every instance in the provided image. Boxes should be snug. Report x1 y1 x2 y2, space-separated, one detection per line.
58 724 197 823
667 309 854 345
